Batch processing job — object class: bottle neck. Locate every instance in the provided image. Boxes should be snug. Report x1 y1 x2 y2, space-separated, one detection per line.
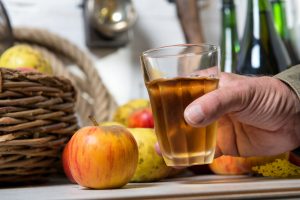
221 0 240 72
247 0 270 12
246 0 273 38
222 0 234 7
271 0 289 39
238 0 291 74
222 0 237 28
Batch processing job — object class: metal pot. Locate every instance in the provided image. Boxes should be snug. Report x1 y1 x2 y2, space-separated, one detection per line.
86 0 137 39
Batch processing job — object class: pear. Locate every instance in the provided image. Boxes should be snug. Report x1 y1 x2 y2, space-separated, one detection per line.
128 128 173 182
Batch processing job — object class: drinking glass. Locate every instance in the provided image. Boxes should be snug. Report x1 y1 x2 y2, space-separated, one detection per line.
141 44 220 166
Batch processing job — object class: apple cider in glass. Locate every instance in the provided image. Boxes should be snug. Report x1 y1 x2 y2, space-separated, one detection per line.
146 77 218 166
141 44 220 167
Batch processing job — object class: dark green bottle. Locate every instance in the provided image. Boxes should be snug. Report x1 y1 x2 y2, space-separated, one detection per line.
271 0 299 65
237 0 291 75
221 0 240 73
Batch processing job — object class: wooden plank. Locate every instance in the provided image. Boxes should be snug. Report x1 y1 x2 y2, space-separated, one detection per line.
1 175 300 200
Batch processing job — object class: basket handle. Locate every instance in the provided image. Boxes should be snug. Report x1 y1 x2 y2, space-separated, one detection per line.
13 27 117 122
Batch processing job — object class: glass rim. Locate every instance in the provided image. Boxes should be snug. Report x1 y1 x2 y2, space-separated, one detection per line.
142 43 219 58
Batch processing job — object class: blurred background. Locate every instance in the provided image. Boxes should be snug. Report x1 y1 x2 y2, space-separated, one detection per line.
3 0 300 104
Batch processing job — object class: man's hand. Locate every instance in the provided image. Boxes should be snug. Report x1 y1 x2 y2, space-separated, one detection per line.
183 73 300 157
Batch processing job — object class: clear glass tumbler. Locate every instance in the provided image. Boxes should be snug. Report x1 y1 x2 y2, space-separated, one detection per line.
141 44 220 166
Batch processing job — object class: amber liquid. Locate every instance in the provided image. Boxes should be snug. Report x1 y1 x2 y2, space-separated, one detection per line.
146 77 219 166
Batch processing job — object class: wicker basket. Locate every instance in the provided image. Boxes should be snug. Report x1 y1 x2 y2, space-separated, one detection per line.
0 27 117 182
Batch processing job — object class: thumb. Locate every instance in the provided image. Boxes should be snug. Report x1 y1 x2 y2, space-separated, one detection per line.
184 85 246 127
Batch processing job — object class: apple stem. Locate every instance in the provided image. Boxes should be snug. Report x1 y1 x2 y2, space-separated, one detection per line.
88 115 99 126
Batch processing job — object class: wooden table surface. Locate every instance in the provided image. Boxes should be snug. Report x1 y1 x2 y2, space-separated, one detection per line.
1 175 300 200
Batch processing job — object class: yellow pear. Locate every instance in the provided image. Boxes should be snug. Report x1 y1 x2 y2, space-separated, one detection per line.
128 128 173 182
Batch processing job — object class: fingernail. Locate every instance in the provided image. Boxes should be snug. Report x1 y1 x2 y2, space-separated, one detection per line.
184 104 205 125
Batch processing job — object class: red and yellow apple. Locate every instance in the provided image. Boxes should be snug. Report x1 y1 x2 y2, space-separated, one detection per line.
209 153 289 175
127 108 154 128
68 124 138 189
62 142 76 184
113 99 154 128
209 156 251 175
